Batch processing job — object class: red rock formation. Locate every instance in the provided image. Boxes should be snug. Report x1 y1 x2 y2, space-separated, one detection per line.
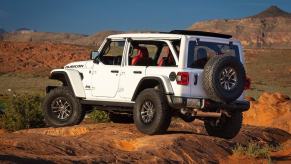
0 122 290 163
243 92 291 133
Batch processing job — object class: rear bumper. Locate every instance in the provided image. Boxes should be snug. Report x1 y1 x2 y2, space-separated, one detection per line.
166 95 250 112
166 95 203 109
220 100 250 112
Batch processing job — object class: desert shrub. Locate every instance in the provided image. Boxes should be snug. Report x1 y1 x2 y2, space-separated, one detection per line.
88 109 109 123
0 94 45 131
232 141 281 161
246 142 268 158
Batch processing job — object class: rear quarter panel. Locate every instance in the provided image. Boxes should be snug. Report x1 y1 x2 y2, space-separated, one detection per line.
146 67 191 97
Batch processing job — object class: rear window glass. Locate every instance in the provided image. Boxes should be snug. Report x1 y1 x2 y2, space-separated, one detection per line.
188 41 240 69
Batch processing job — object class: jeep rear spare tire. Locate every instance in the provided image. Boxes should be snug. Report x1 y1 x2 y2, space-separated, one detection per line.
203 55 246 103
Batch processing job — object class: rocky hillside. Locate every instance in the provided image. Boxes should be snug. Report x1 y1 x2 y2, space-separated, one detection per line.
0 41 90 74
0 30 120 47
73 31 120 46
1 32 85 44
189 6 291 49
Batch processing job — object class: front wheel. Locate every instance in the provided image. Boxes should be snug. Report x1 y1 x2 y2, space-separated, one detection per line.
204 112 242 139
133 88 171 135
42 87 85 127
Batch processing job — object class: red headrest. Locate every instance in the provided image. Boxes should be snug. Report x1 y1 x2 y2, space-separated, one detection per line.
131 46 150 65
136 46 149 58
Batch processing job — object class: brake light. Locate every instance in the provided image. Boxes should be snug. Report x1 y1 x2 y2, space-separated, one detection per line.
244 77 251 90
176 72 189 85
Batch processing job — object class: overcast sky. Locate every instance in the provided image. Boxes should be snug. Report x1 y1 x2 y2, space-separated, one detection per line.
0 0 290 34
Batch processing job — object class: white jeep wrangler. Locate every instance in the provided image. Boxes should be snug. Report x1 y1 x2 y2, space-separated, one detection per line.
43 30 250 139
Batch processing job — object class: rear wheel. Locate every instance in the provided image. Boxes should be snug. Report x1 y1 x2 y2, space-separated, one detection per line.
133 88 171 135
42 87 85 127
204 111 242 139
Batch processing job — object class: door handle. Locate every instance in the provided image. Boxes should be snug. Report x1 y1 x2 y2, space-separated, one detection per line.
194 74 198 85
133 71 142 74
111 70 119 73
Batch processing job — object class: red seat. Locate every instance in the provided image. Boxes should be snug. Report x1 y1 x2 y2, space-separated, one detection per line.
158 48 175 66
131 47 152 66
158 57 165 66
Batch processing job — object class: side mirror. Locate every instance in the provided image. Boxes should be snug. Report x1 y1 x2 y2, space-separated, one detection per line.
90 51 100 60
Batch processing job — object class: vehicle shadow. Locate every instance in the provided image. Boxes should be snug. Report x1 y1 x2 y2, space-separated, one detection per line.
166 130 209 136
0 154 54 164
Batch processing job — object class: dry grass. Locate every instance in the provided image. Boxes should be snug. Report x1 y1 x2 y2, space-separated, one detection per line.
0 73 59 96
232 141 282 163
244 48 291 98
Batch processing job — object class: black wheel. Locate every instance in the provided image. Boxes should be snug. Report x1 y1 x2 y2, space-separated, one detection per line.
203 55 246 103
204 112 242 139
42 87 85 127
109 112 133 123
133 88 171 135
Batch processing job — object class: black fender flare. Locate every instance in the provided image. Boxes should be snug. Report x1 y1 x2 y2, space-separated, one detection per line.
47 71 74 95
131 76 172 101
47 70 85 98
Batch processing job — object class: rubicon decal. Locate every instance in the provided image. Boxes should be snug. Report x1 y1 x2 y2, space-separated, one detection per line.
65 65 84 69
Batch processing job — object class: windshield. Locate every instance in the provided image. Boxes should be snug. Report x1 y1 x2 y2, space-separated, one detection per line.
188 41 240 69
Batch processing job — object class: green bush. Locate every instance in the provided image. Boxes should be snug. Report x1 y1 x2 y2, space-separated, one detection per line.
88 109 109 123
0 94 45 131
233 142 268 158
232 141 281 161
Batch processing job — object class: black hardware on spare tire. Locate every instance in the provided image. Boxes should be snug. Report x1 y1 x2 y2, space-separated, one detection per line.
202 55 246 103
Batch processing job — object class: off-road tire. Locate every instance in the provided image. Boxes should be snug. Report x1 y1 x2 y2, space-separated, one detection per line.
203 55 246 103
43 87 85 127
133 88 171 135
77 106 87 124
109 112 133 123
204 112 242 139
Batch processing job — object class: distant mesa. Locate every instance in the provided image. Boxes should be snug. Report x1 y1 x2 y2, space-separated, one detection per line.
15 27 36 34
0 28 5 34
0 28 5 39
0 29 120 47
251 5 291 18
